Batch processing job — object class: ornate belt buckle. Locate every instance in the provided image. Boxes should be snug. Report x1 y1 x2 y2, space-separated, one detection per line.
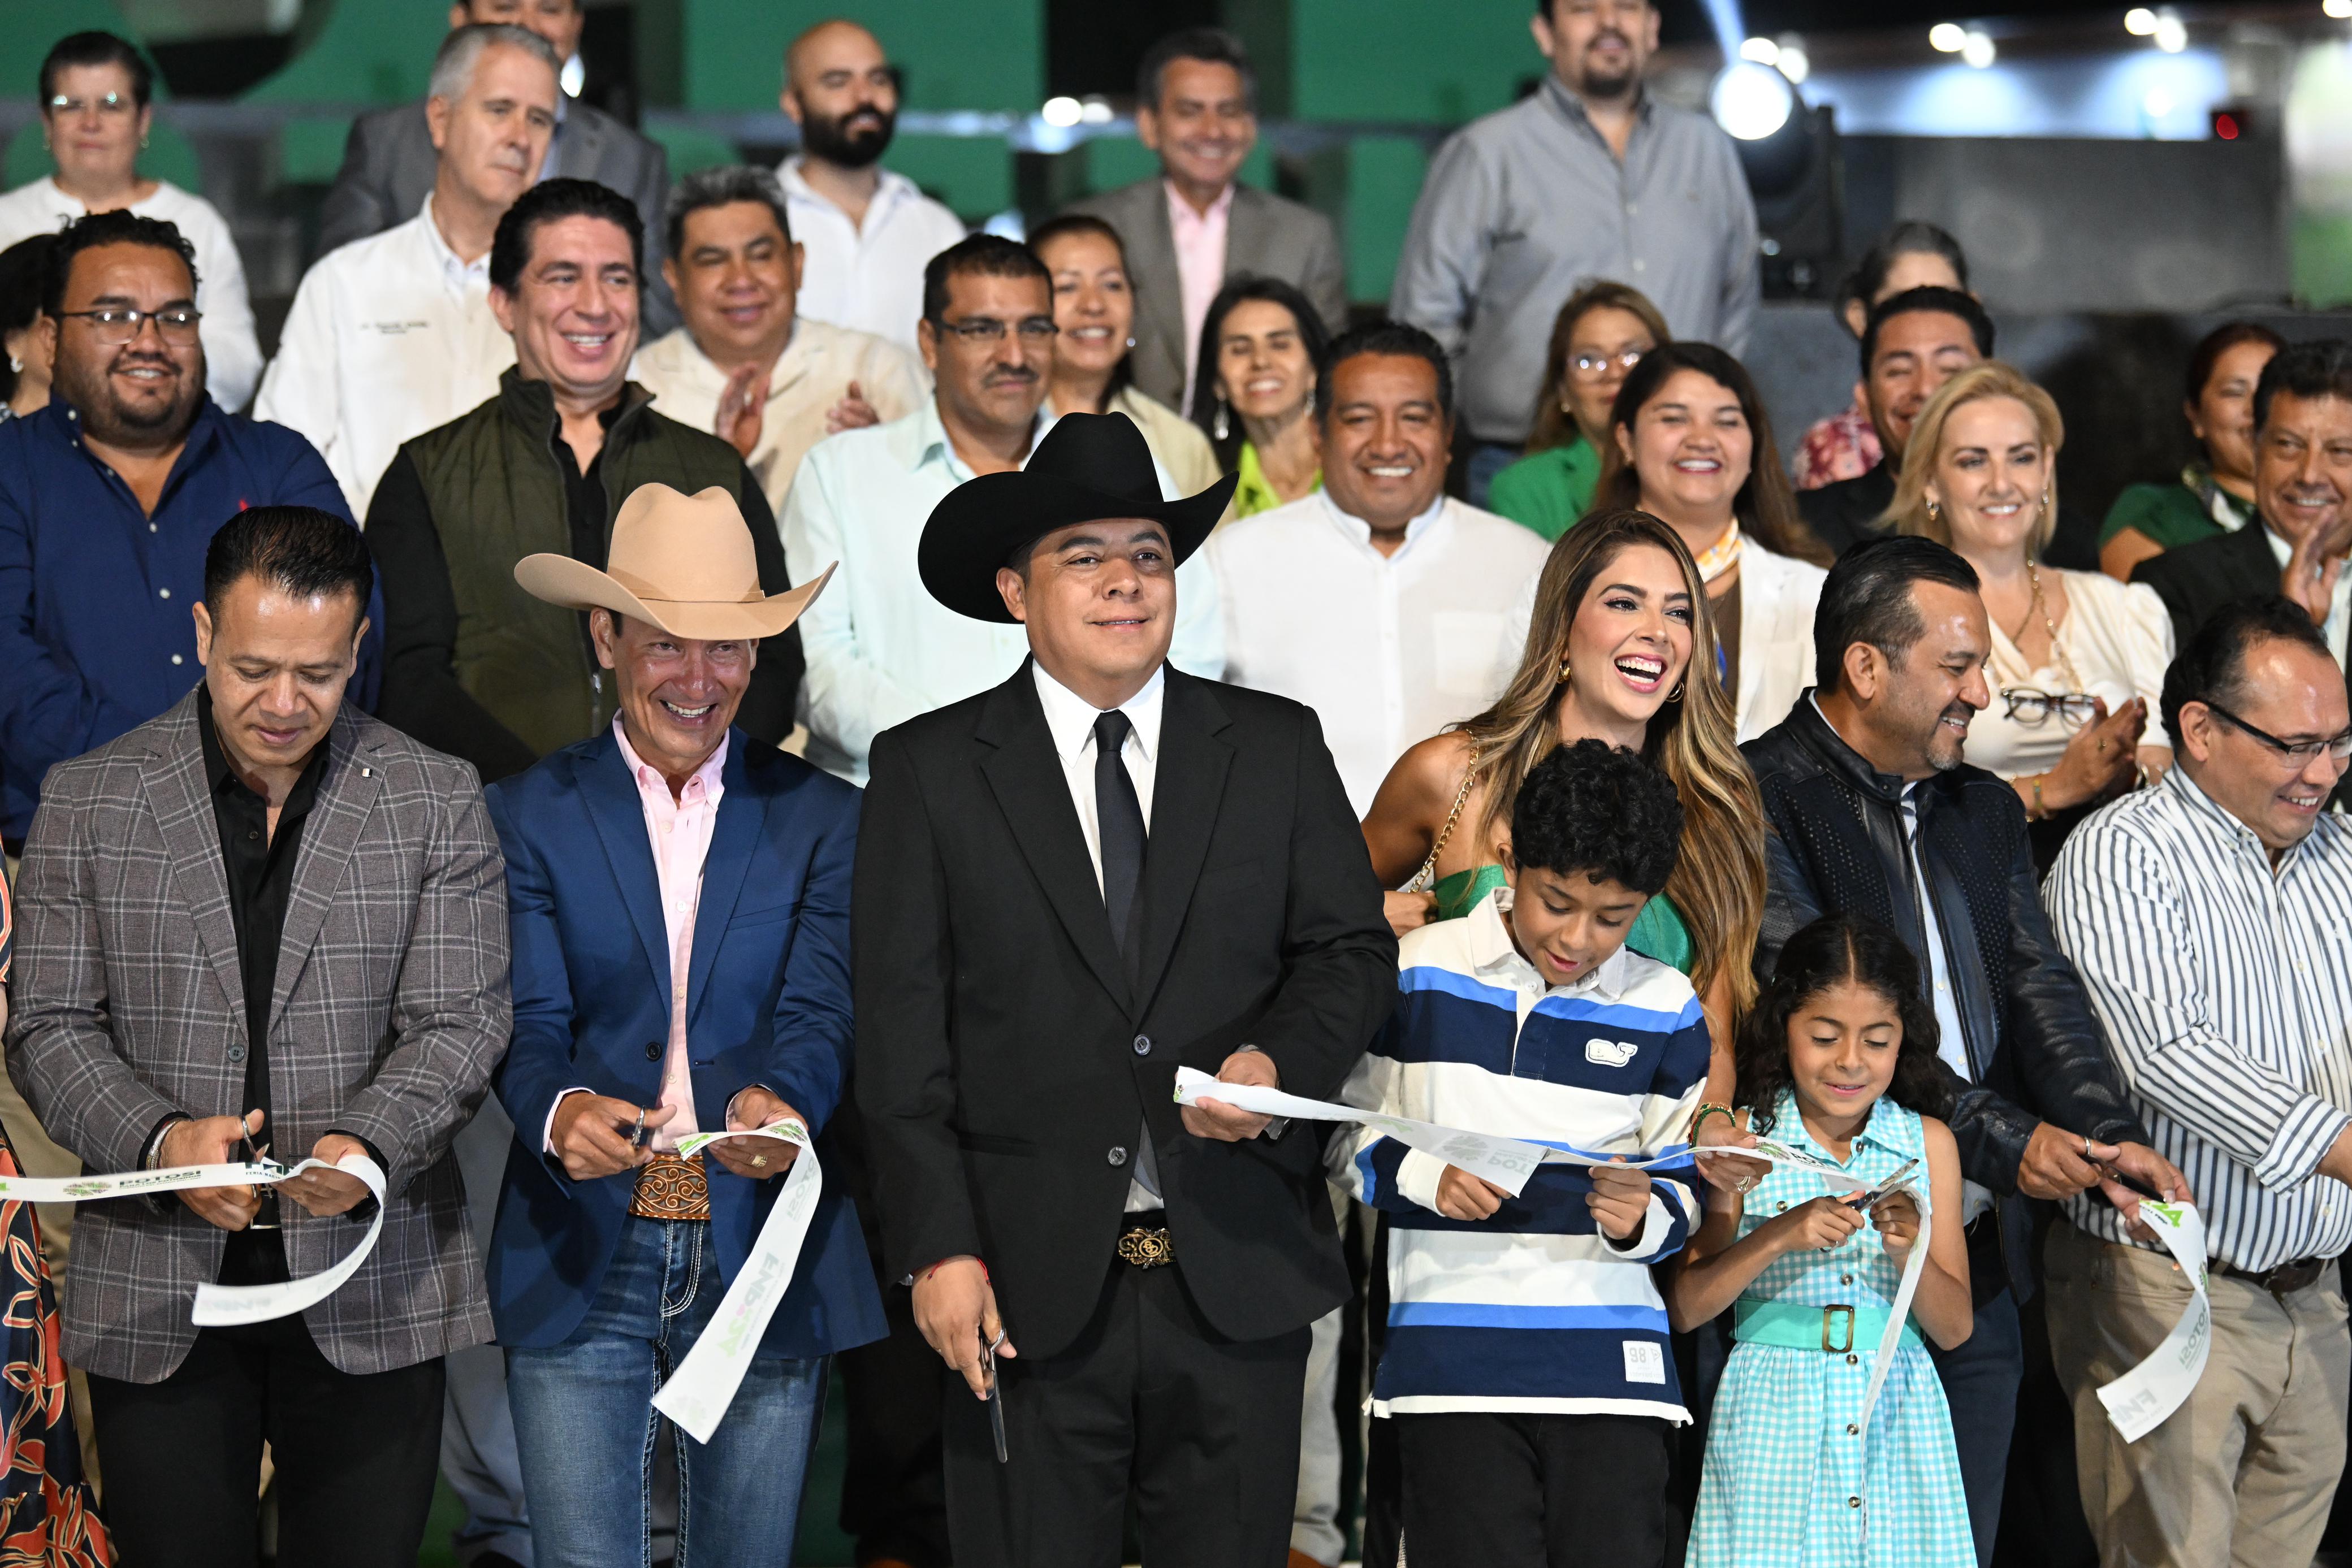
1116 1227 1173 1268
1822 1303 1856 1354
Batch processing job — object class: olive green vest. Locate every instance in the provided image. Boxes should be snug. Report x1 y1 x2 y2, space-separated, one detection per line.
403 369 747 759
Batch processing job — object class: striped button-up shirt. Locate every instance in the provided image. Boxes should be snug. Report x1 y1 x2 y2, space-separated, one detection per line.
2046 765 2352 1270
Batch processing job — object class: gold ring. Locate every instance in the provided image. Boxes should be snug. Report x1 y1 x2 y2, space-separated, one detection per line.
751 1154 768 1169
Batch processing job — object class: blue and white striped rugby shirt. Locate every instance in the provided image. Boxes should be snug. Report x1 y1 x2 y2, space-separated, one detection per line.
1337 885 1709 1422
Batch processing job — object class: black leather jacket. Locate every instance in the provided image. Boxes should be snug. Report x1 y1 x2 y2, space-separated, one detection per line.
1744 695 2151 1297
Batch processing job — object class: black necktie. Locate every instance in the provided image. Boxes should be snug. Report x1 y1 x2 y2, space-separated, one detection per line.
1093 709 1147 956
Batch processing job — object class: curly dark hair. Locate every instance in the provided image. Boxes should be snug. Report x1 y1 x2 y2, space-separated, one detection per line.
1736 915 1953 1136
1509 738 1682 895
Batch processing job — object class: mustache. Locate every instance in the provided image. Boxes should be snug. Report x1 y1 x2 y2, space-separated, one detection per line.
983 366 1038 384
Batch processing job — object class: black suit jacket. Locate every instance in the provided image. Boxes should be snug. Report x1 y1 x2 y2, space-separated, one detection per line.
851 663 1397 1359
317 98 677 334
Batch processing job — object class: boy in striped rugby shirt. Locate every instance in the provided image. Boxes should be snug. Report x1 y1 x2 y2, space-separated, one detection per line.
1337 739 1708 1567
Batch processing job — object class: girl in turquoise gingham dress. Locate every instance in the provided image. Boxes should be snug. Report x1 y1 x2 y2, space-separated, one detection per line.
1670 915 1975 1568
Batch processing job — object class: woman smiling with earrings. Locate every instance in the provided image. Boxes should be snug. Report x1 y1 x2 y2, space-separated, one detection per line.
1189 275 1331 519
1028 213 1221 497
1488 279 1668 541
1591 342 1829 742
1892 362 2170 867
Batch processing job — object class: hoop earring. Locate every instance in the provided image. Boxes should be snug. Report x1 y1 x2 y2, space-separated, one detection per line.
1304 388 1315 418
1212 396 1230 443
1557 659 1573 685
1926 497 1940 524
1667 680 1685 703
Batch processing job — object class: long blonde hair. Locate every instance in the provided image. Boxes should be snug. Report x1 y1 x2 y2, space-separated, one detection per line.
1887 360 2065 558
1455 509 1766 1011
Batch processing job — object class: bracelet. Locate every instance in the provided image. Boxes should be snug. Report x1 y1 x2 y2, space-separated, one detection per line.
1689 1102 1737 1139
2028 774 2048 821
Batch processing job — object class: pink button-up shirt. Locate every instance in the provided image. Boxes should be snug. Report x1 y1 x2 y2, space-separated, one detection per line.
1167 180 1234 414
543 724 729 1158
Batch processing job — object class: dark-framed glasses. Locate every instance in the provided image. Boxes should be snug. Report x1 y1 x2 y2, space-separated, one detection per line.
937 316 1058 345
47 92 134 118
55 307 202 346
1570 348 1645 380
2001 687 2100 726
2202 699 2352 765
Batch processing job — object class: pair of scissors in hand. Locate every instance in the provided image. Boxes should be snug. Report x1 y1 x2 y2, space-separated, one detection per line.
979 1327 1008 1463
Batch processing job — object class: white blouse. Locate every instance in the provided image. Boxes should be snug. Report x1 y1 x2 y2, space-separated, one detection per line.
1969 568 2172 779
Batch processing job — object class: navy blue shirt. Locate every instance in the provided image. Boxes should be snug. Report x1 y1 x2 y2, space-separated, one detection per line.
0 396 383 842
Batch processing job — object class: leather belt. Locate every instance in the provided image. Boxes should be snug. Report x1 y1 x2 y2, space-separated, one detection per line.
1117 1211 1173 1269
629 1153 710 1221
2217 1255 2329 1296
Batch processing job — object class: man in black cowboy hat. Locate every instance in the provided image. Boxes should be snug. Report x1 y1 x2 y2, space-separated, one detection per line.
853 411 1398 1566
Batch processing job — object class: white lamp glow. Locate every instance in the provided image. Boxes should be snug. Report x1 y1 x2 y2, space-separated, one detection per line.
1710 59 1796 141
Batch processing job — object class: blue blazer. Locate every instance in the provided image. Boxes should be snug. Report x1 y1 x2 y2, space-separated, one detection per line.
483 726 884 1357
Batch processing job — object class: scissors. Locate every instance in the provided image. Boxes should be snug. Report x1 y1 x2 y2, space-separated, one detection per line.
627 1106 650 1151
980 1327 1009 1463
1848 1158 1919 1211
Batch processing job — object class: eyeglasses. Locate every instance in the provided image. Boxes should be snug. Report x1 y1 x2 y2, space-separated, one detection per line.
1570 348 1645 380
55 307 202 346
2201 699 2352 765
47 93 135 118
2001 687 2101 727
936 317 1058 344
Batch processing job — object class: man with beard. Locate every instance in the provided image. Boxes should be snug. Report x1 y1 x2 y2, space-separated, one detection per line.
784 234 1223 787
2134 341 2352 798
1390 0 1758 506
0 210 381 852
1065 28 1347 414
776 19 967 352
1741 534 2190 1567
317 0 678 333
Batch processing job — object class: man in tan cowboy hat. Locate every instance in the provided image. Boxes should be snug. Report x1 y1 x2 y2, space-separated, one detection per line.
479 481 884 1565
854 410 1397 1567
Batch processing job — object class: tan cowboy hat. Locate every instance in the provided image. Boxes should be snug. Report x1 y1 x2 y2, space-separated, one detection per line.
514 483 833 640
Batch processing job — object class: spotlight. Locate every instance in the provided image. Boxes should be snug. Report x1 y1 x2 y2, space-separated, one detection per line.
1079 96 1114 124
1740 37 1780 65
2152 11 2187 50
1711 59 1796 141
1961 30 1997 67
1929 21 1968 51
1041 96 1082 127
2329 0 2352 19
2143 86 2175 118
1776 37 1811 84
2125 7 2157 33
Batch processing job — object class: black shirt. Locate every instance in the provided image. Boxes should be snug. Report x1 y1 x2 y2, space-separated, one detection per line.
196 688 328 1280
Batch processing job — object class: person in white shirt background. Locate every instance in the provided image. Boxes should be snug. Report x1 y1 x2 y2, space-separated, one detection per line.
630 164 926 522
776 19 967 353
254 24 559 519
783 234 1222 785
1211 321 1551 817
0 32 262 413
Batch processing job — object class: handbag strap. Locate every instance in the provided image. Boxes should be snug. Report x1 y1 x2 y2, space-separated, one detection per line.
1407 747 1478 893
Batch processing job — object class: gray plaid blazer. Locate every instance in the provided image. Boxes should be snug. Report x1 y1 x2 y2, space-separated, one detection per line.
4 691 511 1381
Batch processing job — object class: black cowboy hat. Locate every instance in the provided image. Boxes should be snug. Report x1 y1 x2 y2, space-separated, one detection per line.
918 412 1238 623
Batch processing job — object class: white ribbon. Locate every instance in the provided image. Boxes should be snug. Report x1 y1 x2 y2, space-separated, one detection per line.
0 1155 387 1327
648 1122 822 1444
2095 1199 2211 1443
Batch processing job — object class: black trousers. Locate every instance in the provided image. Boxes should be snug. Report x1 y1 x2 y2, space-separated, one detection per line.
838 1284 952 1568
86 1317 445 1568
1395 1410 1671 1568
941 1255 1311 1568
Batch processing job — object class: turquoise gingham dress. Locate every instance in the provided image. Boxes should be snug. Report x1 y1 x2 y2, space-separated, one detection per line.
1686 1094 1973 1567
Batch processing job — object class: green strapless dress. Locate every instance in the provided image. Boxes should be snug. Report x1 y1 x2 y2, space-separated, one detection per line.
1428 865 1696 976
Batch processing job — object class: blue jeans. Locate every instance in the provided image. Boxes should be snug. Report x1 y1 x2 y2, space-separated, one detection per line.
507 1216 828 1568
1927 1285 2023 1568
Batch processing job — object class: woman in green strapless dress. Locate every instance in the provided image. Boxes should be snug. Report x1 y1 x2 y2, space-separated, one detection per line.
1363 509 1771 1108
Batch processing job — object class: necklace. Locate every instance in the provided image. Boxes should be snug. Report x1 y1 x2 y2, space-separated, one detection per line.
1693 520 1744 584
2001 562 2086 691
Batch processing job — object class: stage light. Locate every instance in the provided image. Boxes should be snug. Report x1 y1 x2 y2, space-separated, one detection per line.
1961 30 1997 68
2153 11 2188 50
2328 0 2352 18
1929 22 1968 52
1041 96 1082 128
2143 86 2175 119
1776 38 1811 84
1740 37 1780 65
2125 7 2157 33
1711 59 1796 141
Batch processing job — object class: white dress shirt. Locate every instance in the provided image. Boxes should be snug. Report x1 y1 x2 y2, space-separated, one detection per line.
0 175 263 413
2264 523 2352 669
776 158 967 352
781 400 1226 784
1902 782 1992 1221
1970 568 2172 779
1033 660 1166 1211
2050 765 2352 1270
630 317 927 520
254 195 514 519
1209 491 1550 814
